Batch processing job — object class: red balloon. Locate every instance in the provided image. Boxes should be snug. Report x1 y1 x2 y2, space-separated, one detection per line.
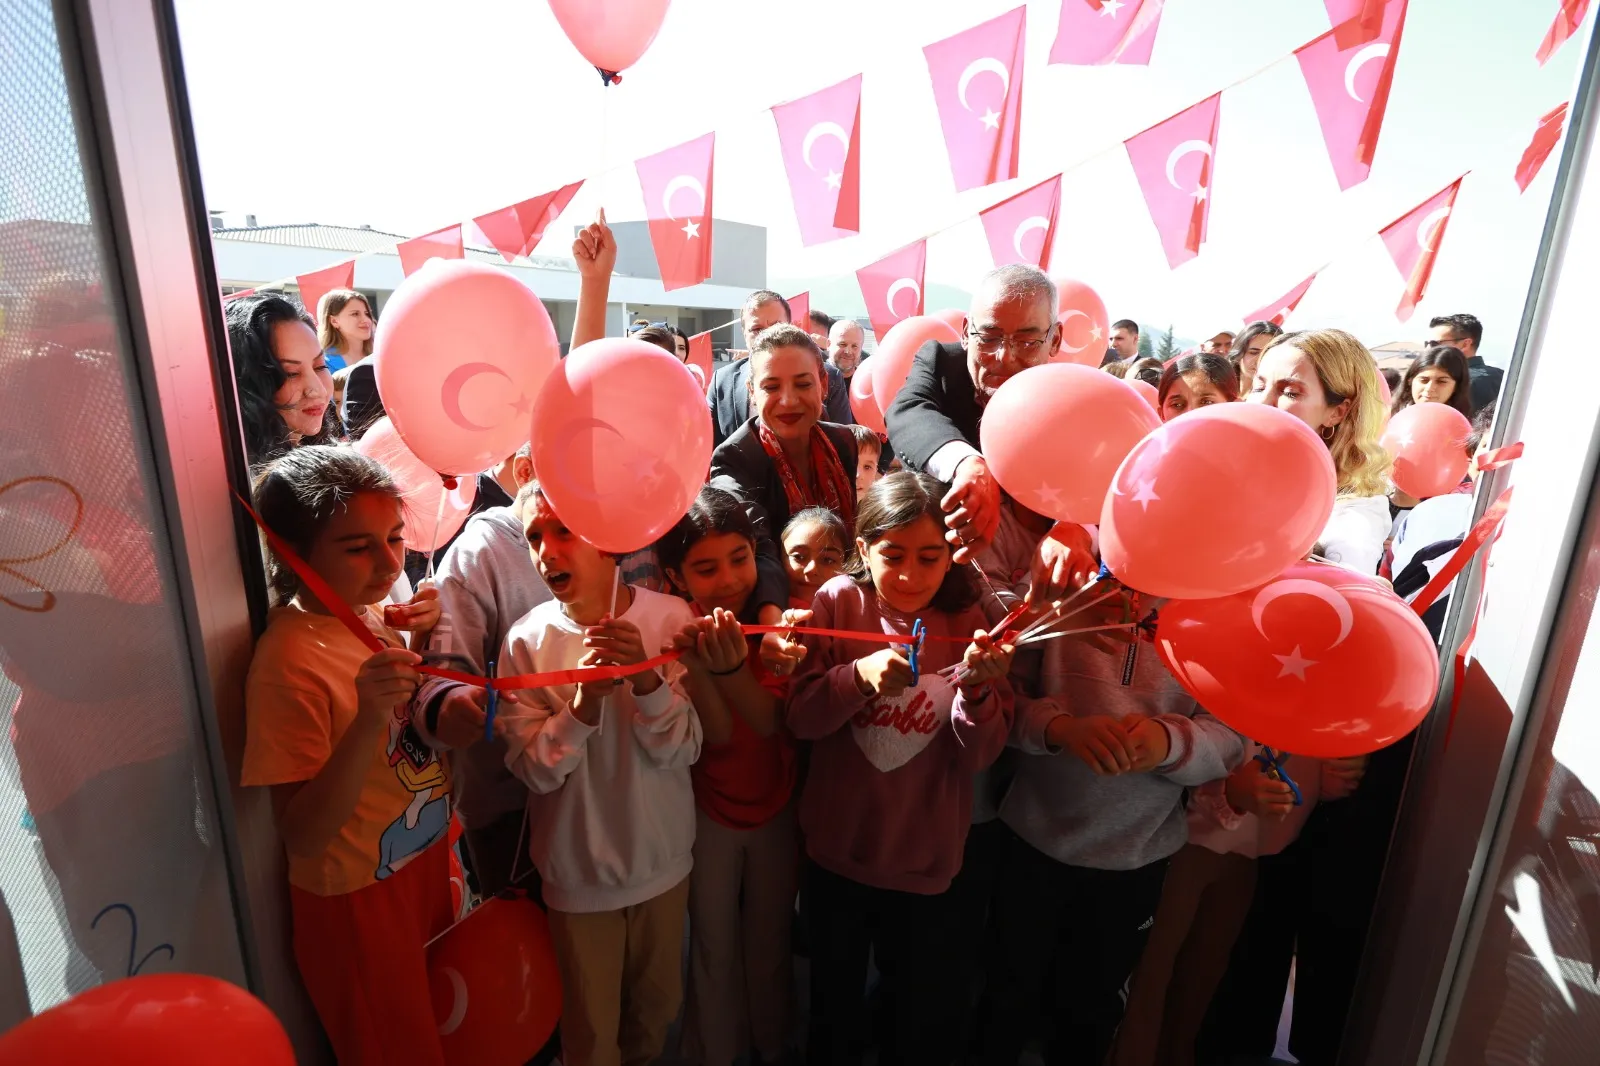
546 0 673 75
1053 277 1111 366
932 308 967 333
1129 378 1159 410
430 896 563 1066
376 259 560 476
353 417 480 552
981 365 1159 525
1100 403 1337 599
851 364 886 435
1155 561 1439 757
531 338 712 553
1381 402 1472 499
868 315 961 415
0 974 294 1065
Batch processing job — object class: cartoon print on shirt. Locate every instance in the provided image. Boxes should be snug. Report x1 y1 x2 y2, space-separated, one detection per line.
375 705 450 879
850 672 956 772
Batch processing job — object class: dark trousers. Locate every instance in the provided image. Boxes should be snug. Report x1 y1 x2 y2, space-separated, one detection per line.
805 859 977 1066
980 824 1169 1066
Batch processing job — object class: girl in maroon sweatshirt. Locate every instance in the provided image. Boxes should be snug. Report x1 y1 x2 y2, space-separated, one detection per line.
787 471 1015 1066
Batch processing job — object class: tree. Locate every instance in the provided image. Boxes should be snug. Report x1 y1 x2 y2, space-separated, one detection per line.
1156 325 1178 361
1137 331 1154 360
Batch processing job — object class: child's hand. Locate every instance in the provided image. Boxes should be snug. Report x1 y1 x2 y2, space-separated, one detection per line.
668 622 710 673
1123 715 1172 772
1320 755 1369 800
434 686 502 749
571 208 617 281
960 631 1013 690
355 647 421 723
573 650 617 726
702 609 749 676
1046 714 1137 775
583 615 660 695
760 608 811 677
853 648 914 699
1225 760 1297 820
383 584 441 633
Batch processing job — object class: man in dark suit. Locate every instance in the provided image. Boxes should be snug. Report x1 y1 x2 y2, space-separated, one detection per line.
886 264 1095 596
708 290 852 446
1429 313 1501 412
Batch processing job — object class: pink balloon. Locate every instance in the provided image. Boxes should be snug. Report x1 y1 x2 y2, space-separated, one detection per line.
982 365 1159 525
851 366 886 435
1374 366 1392 407
933 308 967 333
1053 277 1111 366
531 338 711 553
354 418 479 552
685 362 706 391
547 0 673 75
869 315 961 416
1381 402 1472 499
376 259 560 476
1100 403 1337 599
1130 378 1160 410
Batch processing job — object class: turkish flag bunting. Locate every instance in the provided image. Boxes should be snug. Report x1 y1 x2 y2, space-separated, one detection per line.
788 292 811 333
1380 178 1463 322
1538 0 1591 65
980 174 1061 269
1244 273 1318 327
295 259 355 317
1324 0 1389 48
1050 0 1165 66
1296 0 1408 191
636 133 715 291
687 331 714 392
1124 93 1221 269
771 75 862 246
1515 102 1569 192
856 240 927 343
923 6 1027 192
473 180 584 261
397 224 464 277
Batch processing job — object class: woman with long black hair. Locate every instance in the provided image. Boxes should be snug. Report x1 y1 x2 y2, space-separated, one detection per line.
226 292 339 465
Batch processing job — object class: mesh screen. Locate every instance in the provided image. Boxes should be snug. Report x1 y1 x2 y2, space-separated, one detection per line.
0 0 245 1011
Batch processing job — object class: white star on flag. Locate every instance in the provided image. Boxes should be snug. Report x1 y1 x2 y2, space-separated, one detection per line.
1100 0 1125 16
1192 184 1209 202
1036 484 1066 512
1395 434 1415 448
1273 644 1318 681
1132 477 1160 511
981 108 1001 130
682 219 701 239
824 169 843 190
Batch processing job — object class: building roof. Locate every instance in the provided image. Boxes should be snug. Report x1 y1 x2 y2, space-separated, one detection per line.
211 223 579 272
1371 340 1425 353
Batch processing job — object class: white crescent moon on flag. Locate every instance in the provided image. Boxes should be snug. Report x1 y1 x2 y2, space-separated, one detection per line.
885 277 921 320
957 57 1010 111
802 121 850 170
662 174 706 221
1417 207 1452 252
1344 43 1389 103
1164 140 1214 190
437 967 469 1035
1251 579 1354 648
1057 308 1092 353
441 361 514 432
1012 216 1051 260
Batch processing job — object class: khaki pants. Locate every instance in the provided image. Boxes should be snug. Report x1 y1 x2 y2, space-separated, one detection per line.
546 876 691 1066
683 805 798 1066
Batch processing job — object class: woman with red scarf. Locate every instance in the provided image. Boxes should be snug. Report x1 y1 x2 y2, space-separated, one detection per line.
709 323 859 643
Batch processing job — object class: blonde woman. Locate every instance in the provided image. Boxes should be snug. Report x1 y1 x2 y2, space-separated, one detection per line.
1245 328 1392 575
316 288 374 374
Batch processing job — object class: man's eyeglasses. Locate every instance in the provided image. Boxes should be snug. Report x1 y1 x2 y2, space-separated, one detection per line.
966 326 1052 360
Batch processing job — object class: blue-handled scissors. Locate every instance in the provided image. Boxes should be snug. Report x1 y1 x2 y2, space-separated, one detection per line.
905 619 926 685
1255 746 1303 806
484 659 500 745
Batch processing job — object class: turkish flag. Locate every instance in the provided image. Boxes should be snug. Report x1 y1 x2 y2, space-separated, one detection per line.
295 259 355 317
473 181 584 262
1515 101 1569 192
1380 178 1462 322
923 6 1027 192
1244 273 1318 327
1124 93 1221 269
1538 0 1591 66
687 331 714 393
1049 0 1165 66
636 132 715 291
397 224 464 277
856 240 926 343
1297 0 1408 191
1324 0 1388 48
771 75 862 246
788 292 811 333
980 174 1061 269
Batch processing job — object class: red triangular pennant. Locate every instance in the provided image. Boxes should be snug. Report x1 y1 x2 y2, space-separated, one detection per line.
397 225 464 277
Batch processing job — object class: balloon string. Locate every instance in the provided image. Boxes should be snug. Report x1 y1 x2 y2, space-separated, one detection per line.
1014 621 1139 648
1014 584 1121 645
425 480 449 583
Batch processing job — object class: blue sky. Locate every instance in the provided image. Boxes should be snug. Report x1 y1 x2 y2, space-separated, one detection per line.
172 0 1590 363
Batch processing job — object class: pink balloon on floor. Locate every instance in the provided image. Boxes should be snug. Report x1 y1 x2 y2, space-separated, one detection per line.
1053 277 1111 366
1382 402 1473 499
547 0 673 76
981 365 1159 525
531 338 712 553
869 315 961 415
851 364 887 435
354 417 479 552
376 259 560 476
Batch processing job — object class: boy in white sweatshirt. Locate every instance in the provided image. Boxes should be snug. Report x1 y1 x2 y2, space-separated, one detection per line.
497 483 701 1066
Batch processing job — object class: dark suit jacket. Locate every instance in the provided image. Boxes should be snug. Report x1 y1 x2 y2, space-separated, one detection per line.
884 340 981 474
1467 356 1503 413
341 356 386 439
709 417 859 613
708 358 854 449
